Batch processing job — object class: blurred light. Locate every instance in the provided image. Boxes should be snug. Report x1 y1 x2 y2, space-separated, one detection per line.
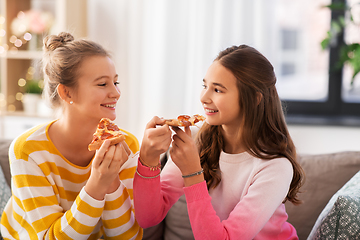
0 99 7 108
28 67 35 75
0 46 4 54
9 35 17 43
3 44 9 51
7 105 16 112
24 32 32 41
15 92 23 101
17 11 25 19
14 39 22 47
26 73 32 80
0 16 5 24
0 29 5 37
18 78 26 87
18 24 27 34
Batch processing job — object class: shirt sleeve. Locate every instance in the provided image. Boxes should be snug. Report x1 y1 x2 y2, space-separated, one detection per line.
7 155 105 240
101 153 143 240
184 158 294 240
133 157 184 228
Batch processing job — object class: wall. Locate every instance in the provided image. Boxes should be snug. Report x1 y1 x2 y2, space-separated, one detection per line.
288 124 360 155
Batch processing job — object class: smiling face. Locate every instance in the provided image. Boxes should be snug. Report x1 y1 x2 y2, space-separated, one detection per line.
70 55 120 121
200 61 242 129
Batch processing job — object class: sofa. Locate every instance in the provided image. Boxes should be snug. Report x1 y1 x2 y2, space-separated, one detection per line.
0 138 359 239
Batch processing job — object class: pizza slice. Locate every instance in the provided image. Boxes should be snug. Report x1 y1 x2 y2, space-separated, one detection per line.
164 114 206 127
88 118 126 151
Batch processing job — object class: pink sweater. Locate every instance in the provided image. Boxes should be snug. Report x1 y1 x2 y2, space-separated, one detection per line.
134 151 298 240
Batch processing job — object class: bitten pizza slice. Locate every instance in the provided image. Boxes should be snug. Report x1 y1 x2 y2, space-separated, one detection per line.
88 118 125 151
164 114 206 127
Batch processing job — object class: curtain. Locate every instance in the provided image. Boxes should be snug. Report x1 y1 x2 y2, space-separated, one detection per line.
87 0 273 139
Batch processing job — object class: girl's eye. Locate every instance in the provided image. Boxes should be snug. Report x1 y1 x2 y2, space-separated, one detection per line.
98 83 106 87
202 84 207 89
215 88 222 93
114 81 120 86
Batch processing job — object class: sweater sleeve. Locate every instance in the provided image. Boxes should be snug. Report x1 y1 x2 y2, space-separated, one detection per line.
5 155 105 240
133 157 184 228
101 153 142 240
184 158 294 240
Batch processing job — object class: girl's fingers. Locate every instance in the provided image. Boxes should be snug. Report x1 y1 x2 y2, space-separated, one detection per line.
146 116 166 129
184 126 191 136
110 143 132 170
93 140 111 167
120 141 131 156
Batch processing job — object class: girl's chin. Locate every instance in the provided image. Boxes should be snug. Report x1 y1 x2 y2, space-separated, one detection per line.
101 113 116 121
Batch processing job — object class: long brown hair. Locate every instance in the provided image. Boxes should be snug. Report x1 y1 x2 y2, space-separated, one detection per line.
197 45 304 205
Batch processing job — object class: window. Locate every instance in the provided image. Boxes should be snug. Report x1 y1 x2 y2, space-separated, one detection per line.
275 0 360 124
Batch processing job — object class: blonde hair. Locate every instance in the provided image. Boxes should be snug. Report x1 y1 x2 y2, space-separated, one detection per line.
42 32 110 109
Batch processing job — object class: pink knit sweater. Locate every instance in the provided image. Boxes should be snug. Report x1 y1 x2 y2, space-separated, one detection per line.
134 151 298 239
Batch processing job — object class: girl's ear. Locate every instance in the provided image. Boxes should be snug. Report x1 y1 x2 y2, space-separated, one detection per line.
57 84 73 104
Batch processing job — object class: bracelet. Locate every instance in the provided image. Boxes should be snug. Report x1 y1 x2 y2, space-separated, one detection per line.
139 157 161 171
182 168 204 178
136 168 161 179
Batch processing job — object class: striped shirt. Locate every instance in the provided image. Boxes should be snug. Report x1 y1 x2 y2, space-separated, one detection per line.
1 121 143 240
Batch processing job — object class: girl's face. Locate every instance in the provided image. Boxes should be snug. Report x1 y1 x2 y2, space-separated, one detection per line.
71 56 120 121
200 61 241 128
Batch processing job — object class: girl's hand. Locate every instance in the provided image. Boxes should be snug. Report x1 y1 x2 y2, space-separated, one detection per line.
85 140 131 200
140 116 172 167
170 127 204 186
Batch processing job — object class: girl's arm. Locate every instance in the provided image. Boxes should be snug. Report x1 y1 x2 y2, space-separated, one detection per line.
133 116 176 228
133 157 184 228
101 153 142 239
6 156 105 239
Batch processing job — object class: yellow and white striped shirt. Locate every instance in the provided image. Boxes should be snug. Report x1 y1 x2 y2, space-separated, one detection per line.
0 121 143 240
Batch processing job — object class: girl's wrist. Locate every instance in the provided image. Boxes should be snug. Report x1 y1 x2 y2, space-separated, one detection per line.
183 173 204 187
138 156 161 171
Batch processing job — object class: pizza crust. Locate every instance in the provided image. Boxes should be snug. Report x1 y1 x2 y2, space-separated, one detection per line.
164 119 181 127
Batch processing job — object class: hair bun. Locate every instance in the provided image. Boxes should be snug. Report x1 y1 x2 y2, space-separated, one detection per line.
43 32 75 52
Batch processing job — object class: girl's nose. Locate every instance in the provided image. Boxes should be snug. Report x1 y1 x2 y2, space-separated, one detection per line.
111 85 121 99
200 89 210 104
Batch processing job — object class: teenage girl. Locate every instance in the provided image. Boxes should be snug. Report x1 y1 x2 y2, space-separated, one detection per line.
0 32 142 239
134 45 304 239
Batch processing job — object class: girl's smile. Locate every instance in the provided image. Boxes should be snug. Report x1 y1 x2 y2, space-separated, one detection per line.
201 61 241 129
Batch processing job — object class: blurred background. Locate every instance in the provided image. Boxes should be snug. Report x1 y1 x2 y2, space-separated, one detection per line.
0 0 359 154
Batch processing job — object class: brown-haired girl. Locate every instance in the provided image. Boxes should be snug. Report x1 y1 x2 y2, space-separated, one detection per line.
0 32 142 239
134 45 304 239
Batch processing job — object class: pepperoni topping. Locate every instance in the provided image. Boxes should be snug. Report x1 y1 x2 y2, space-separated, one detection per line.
100 131 114 140
107 122 120 131
178 115 191 127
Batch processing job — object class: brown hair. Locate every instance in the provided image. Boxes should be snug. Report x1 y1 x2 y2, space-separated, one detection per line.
42 32 110 109
197 45 304 205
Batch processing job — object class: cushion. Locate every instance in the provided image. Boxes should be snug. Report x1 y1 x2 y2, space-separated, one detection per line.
163 195 194 240
285 151 360 240
0 161 11 239
308 170 360 239
0 139 12 187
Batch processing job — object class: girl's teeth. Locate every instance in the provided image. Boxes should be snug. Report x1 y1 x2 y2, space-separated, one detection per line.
104 104 116 108
206 109 217 113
